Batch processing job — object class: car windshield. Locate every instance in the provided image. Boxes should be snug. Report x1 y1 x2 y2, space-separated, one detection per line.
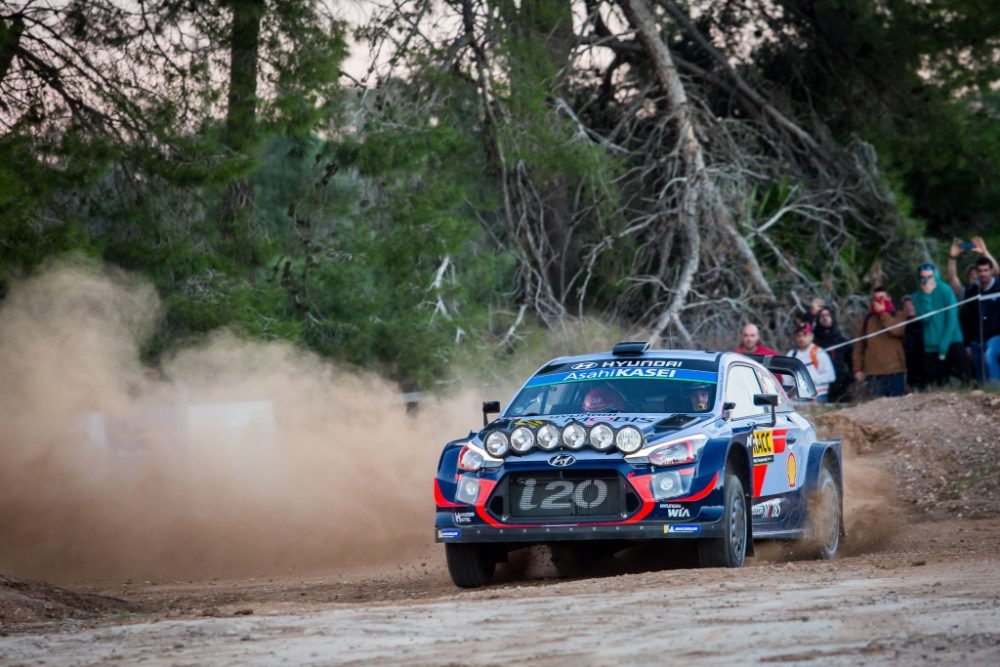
506 359 719 417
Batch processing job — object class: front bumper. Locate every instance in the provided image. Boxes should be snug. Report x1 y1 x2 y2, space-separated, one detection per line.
435 518 725 543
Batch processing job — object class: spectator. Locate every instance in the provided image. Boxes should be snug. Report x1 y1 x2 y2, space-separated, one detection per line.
900 295 926 391
947 236 999 299
965 255 1000 383
953 238 1000 350
813 307 853 402
911 263 972 386
735 323 779 356
787 322 836 402
796 297 826 329
851 287 907 398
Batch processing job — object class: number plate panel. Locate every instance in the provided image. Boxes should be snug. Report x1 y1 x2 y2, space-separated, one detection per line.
507 472 624 519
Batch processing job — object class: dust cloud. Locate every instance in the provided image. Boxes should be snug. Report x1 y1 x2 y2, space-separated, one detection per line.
0 261 516 582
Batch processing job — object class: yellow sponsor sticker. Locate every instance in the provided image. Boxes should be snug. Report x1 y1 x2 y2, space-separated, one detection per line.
751 430 774 465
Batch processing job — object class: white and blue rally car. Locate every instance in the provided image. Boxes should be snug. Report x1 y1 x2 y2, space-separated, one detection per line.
433 342 844 587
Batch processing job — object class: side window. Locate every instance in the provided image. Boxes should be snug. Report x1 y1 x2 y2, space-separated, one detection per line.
755 368 790 408
724 365 765 420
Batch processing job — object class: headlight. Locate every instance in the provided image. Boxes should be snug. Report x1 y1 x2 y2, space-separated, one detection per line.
510 427 535 453
562 423 587 449
537 424 561 450
455 476 480 504
485 431 509 457
647 435 708 466
652 469 694 500
590 424 614 450
458 446 484 471
615 426 644 454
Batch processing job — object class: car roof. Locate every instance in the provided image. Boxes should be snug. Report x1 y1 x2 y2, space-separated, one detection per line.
542 348 723 367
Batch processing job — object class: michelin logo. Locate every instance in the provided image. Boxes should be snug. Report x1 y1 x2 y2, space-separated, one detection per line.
437 529 461 539
664 525 701 534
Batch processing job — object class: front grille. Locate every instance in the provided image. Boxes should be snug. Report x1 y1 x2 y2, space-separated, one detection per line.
493 470 630 521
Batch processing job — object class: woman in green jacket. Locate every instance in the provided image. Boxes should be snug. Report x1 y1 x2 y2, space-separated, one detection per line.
911 263 972 385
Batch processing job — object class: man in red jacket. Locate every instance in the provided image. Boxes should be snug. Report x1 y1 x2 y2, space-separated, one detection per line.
735 323 779 356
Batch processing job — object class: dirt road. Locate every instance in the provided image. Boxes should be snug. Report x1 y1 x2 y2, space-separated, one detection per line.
2 517 1000 666
2 391 999 665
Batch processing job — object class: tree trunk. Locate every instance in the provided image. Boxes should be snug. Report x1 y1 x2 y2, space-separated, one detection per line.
619 0 775 345
222 0 265 229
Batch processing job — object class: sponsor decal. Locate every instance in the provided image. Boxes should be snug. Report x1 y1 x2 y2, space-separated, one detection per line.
548 454 576 467
751 429 775 466
526 367 718 388
664 524 701 534
437 528 461 539
573 414 655 424
598 359 683 368
665 506 691 518
514 419 547 428
787 451 797 488
751 498 783 519
453 511 474 525
571 361 599 370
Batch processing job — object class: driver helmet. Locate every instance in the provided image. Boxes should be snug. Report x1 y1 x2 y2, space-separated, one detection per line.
689 383 713 411
582 385 625 412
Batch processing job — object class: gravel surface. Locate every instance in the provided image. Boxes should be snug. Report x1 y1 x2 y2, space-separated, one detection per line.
2 390 999 665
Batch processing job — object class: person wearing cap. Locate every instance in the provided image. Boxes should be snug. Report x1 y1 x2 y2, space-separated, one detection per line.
852 287 908 397
786 322 835 402
911 262 971 385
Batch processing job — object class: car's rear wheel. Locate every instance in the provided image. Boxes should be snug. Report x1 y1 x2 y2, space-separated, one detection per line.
806 464 841 560
698 472 748 568
445 543 496 588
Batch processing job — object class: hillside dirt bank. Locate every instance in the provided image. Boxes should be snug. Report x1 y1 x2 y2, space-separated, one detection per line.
2 390 999 665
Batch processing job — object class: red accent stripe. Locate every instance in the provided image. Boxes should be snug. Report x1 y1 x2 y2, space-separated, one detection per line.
434 478 463 508
672 471 720 503
753 466 767 498
623 473 656 524
773 428 788 454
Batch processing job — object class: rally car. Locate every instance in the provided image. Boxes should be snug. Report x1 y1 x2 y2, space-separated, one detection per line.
433 342 844 588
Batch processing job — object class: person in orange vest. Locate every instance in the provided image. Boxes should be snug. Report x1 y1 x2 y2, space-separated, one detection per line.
786 321 835 402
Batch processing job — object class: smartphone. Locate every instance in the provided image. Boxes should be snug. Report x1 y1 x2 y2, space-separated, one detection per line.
959 240 975 251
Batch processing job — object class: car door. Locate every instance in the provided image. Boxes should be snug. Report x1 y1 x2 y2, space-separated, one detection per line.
752 366 803 499
723 364 774 498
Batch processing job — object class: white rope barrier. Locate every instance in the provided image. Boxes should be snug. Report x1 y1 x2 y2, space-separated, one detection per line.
822 293 992 353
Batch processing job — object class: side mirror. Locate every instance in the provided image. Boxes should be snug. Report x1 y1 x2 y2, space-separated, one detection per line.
482 400 501 426
721 401 736 420
753 394 778 407
753 393 778 427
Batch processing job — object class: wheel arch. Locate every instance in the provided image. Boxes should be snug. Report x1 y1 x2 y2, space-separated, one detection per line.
725 438 755 556
805 440 845 538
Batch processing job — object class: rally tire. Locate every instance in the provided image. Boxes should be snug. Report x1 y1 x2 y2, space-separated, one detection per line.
445 543 496 588
698 472 748 568
806 464 842 560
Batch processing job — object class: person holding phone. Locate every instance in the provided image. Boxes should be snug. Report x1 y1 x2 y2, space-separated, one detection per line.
947 236 998 298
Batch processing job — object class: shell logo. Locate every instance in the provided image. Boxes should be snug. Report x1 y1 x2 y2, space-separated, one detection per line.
786 451 797 488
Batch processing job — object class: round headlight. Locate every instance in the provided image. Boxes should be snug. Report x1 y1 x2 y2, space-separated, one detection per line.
537 424 560 450
590 423 614 450
485 431 509 457
510 427 535 453
615 426 644 454
562 423 587 449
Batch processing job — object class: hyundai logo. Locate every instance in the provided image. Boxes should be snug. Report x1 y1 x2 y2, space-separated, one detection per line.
571 361 598 370
548 454 576 467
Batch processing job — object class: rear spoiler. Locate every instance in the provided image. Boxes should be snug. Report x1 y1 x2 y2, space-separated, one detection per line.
744 354 817 400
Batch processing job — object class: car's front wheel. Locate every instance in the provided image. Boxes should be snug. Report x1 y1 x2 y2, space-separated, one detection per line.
698 472 748 568
445 543 496 588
